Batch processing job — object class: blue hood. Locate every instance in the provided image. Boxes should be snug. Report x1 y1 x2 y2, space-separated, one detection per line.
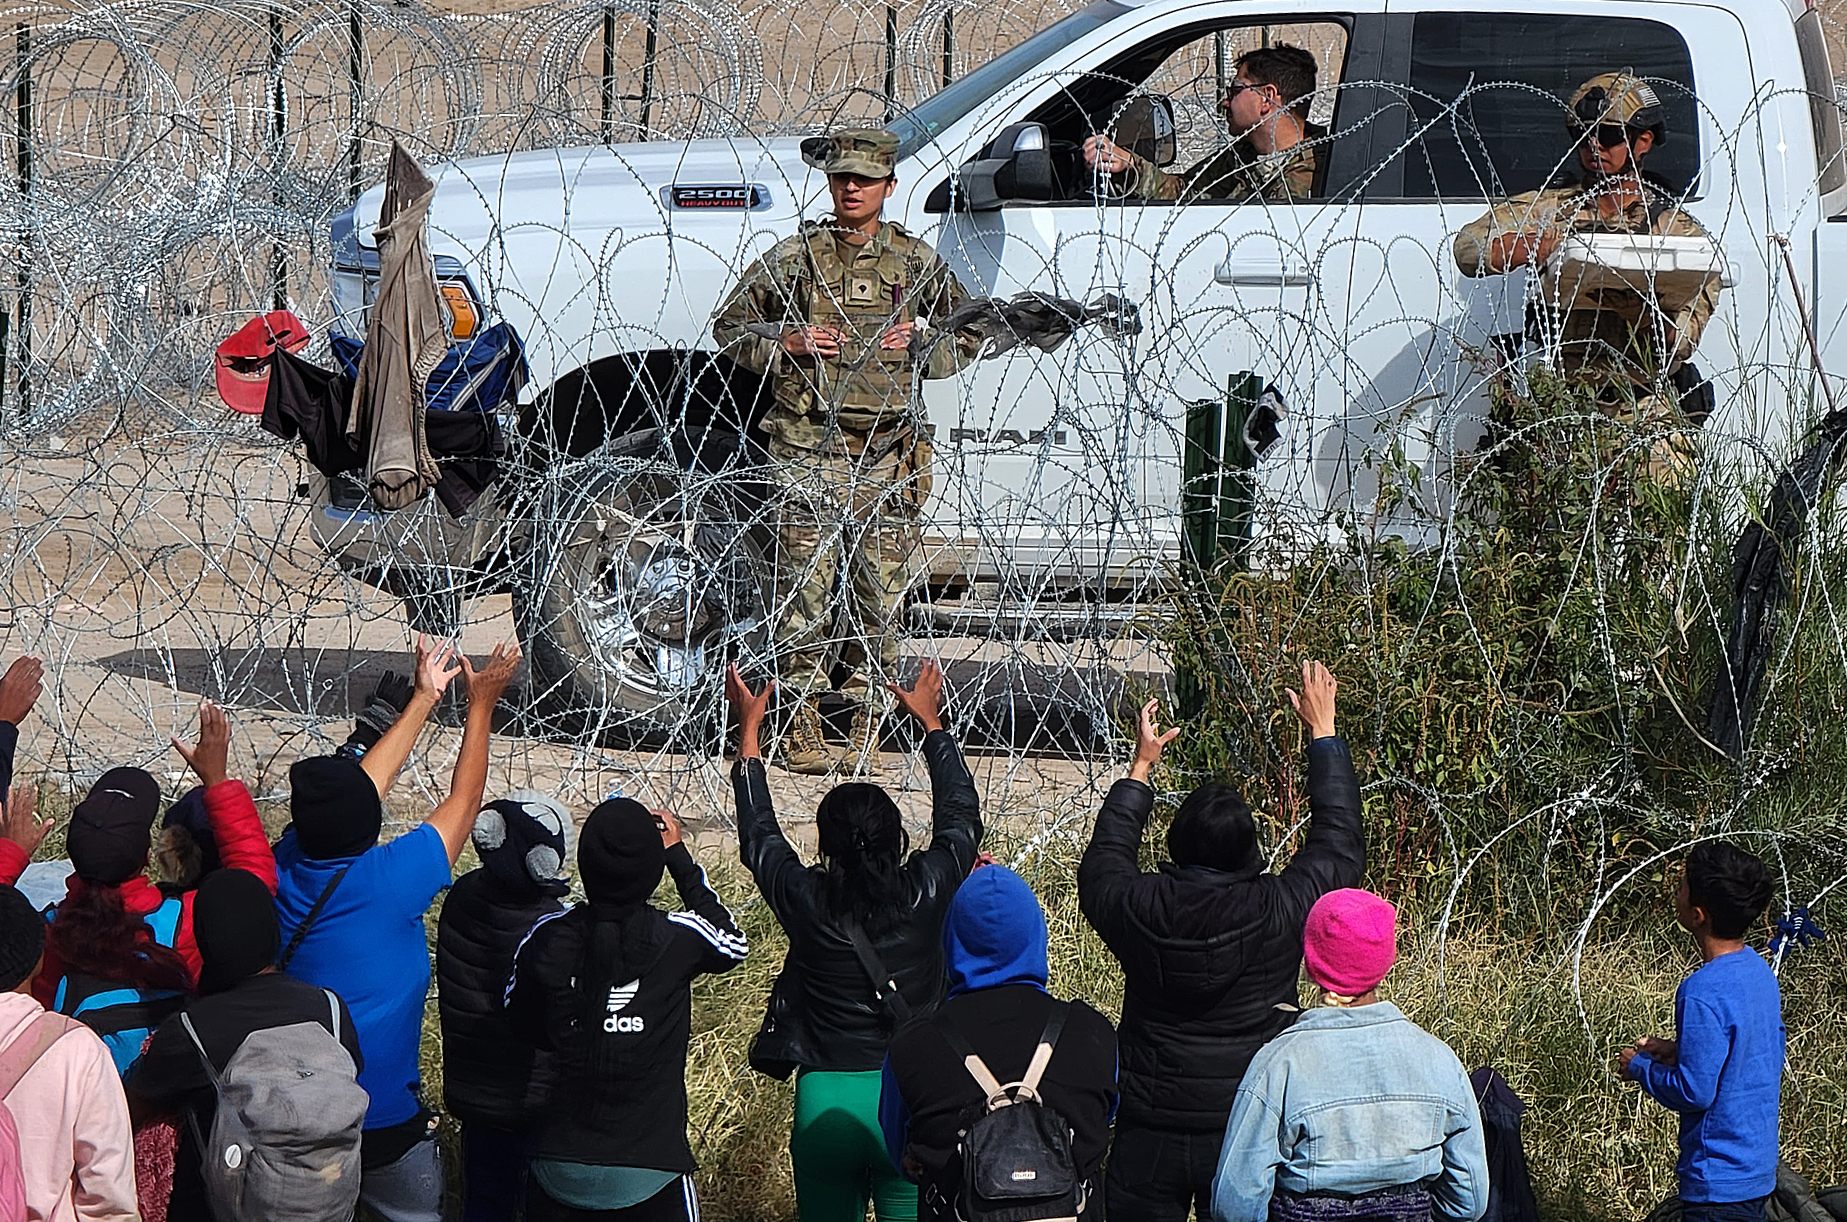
943 865 1047 997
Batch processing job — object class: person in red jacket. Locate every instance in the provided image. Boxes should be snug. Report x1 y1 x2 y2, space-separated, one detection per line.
0 701 278 996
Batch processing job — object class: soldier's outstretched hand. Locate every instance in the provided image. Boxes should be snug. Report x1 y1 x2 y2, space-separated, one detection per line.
887 659 946 732
879 321 921 350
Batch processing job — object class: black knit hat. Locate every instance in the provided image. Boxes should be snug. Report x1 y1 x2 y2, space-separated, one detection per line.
66 767 162 885
578 798 664 908
290 755 383 860
0 884 46 991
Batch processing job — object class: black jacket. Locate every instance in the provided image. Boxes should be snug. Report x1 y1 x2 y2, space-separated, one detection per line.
505 844 747 1170
435 868 566 1128
883 985 1118 1222
735 729 982 1072
1077 735 1364 1132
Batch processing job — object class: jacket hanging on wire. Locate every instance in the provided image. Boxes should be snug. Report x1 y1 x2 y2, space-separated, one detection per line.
348 141 447 510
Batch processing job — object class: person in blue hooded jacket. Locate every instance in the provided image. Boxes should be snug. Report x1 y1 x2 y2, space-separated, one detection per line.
879 864 1118 1221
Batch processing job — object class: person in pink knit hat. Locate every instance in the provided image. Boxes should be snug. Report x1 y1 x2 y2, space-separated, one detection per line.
1209 889 1488 1222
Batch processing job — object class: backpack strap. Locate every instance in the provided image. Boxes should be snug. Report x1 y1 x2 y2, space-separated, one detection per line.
178 1010 226 1094
278 866 352 972
936 1001 1068 1106
844 920 915 1024
0 1012 80 1096
324 990 341 1044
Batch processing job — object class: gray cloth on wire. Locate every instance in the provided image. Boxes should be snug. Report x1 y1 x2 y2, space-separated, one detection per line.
921 291 1143 360
349 141 448 511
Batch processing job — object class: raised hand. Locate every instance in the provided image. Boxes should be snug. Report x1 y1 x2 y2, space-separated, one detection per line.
413 634 464 701
461 642 522 707
653 808 684 849
0 785 50 858
726 665 774 760
0 657 44 727
1285 659 1337 740
887 659 946 732
1129 698 1180 784
171 700 231 788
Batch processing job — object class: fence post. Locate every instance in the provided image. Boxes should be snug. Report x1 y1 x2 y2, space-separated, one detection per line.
346 1 363 200
269 5 288 308
599 3 614 142
884 2 897 120
942 6 952 87
639 0 660 135
13 20 30 423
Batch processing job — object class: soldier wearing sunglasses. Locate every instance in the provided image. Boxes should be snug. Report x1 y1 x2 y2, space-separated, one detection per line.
1083 43 1323 203
1453 73 1723 477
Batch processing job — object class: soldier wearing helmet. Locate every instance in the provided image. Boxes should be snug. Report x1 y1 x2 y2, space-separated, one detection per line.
1453 73 1725 476
712 128 981 774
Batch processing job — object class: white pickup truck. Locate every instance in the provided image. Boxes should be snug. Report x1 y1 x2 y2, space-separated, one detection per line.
317 0 1847 732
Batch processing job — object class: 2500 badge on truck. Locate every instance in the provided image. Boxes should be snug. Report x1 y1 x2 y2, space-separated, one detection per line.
315 0 1847 735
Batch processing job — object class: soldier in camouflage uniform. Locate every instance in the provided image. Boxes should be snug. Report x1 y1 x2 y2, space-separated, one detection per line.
711 128 980 774
1453 73 1724 477
1084 43 1322 203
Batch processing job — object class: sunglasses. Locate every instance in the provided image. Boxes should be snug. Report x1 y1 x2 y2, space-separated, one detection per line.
1220 80 1272 105
1571 123 1637 148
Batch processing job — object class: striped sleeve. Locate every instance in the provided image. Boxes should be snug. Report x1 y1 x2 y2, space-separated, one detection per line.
664 843 748 972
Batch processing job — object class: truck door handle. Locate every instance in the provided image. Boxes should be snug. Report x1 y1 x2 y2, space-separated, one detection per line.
1214 258 1313 287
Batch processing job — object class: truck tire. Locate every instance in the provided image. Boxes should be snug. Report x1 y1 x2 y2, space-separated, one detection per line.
515 428 773 743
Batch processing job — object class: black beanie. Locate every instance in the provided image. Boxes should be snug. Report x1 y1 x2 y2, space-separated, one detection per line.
578 798 665 908
290 755 383 860
194 868 280 995
66 767 161 885
1167 781 1259 872
0 884 46 991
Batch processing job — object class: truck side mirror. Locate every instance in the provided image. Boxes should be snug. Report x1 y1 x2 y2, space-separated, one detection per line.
1110 95 1178 167
926 122 1055 212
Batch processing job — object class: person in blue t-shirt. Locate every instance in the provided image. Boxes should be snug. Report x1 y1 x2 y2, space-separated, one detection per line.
1621 842 1785 1222
274 635 521 1222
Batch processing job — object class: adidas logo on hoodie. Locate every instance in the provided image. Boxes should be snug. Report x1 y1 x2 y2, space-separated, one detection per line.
604 979 644 1033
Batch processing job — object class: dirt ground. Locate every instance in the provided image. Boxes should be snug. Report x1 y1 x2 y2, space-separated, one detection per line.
0 427 1169 848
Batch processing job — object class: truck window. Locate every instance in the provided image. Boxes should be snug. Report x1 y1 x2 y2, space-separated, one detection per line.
1795 8 1847 200
1402 13 1697 200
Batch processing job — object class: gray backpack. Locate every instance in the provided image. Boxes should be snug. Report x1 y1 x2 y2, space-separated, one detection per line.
181 990 367 1222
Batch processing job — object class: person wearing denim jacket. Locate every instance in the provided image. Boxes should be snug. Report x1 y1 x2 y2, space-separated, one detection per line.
1211 890 1488 1222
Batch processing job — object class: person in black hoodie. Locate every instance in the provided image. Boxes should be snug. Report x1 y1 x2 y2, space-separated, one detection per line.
506 796 747 1220
726 658 982 1222
1078 659 1364 1222
435 789 572 1222
879 862 1118 1221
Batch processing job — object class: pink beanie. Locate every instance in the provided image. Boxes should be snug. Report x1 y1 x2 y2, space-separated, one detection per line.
1302 888 1398 995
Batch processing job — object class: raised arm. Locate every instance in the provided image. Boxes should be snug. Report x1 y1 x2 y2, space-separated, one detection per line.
726 666 811 918
172 701 276 891
360 636 462 798
0 785 47 886
0 656 43 800
657 809 748 974
1076 698 1174 950
426 643 521 865
888 660 981 873
1276 660 1365 901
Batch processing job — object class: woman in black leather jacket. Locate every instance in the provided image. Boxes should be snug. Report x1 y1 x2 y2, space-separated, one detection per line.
726 660 982 1222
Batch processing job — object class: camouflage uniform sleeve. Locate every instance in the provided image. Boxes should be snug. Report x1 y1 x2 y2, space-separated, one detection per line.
1666 213 1721 363
1121 152 1185 201
1453 190 1555 277
915 245 981 379
710 243 797 375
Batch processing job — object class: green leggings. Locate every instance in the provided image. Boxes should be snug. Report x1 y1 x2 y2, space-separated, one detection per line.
790 1069 918 1222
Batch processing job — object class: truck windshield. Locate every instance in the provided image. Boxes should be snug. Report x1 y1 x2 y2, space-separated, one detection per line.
891 0 1130 159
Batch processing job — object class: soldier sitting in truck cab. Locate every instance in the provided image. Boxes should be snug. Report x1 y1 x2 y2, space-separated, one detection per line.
1452 72 1724 475
1082 43 1323 203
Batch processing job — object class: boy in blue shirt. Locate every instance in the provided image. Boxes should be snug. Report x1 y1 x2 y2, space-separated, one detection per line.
1621 842 1785 1222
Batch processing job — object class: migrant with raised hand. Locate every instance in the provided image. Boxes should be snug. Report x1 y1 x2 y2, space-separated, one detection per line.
1078 660 1365 1222
272 635 520 1222
727 658 983 1222
1210 889 1488 1222
504 799 747 1220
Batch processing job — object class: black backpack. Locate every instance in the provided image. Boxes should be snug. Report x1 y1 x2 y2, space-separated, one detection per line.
937 1005 1083 1222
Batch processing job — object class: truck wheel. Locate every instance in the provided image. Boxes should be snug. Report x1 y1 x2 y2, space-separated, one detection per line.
515 428 773 743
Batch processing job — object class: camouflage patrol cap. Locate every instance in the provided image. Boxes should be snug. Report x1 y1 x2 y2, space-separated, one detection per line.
821 128 899 179
1569 72 1668 139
